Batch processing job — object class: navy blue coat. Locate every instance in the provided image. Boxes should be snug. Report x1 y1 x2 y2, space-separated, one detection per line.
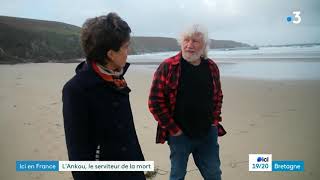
62 61 146 180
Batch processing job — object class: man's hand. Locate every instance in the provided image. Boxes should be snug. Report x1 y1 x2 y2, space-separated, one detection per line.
172 130 183 136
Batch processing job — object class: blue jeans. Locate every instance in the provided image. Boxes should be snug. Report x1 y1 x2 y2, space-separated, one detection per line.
168 126 221 180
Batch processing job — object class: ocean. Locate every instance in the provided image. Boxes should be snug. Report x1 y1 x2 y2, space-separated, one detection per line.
128 45 320 80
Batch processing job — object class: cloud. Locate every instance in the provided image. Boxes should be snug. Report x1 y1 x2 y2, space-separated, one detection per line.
0 0 319 45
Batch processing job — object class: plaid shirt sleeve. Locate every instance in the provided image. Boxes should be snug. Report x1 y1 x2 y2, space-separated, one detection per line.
212 62 223 126
148 63 181 136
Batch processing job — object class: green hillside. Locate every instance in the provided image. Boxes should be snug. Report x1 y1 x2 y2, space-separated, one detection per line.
0 16 82 63
0 16 252 64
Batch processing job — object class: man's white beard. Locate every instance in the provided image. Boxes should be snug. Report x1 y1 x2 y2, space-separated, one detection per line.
182 51 202 63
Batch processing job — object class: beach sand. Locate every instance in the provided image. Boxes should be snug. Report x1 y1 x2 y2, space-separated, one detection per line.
0 62 319 180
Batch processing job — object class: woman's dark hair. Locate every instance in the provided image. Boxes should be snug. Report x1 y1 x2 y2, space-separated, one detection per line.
80 12 131 65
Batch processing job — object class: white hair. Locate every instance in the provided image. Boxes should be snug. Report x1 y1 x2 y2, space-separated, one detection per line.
177 24 209 58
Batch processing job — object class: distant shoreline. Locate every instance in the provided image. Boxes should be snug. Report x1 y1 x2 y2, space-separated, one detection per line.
1 57 319 65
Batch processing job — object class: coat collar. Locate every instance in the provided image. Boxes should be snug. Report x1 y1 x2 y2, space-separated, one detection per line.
171 51 182 65
74 61 131 89
76 61 130 76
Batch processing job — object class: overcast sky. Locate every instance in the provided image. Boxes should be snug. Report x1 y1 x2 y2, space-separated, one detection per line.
1 0 319 45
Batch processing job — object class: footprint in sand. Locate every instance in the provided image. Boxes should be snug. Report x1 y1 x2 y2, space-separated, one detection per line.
249 123 256 127
15 76 23 86
49 102 58 105
33 148 39 153
239 130 248 134
261 113 279 118
234 130 249 135
24 122 32 126
228 161 248 168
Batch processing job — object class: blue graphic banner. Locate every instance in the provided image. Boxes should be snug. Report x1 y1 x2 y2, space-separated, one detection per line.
16 161 59 171
272 161 304 172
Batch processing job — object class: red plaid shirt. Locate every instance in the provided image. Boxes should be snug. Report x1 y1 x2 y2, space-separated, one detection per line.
148 52 226 144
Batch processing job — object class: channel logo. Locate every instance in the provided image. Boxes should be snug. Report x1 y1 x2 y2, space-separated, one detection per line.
249 154 272 171
257 156 269 162
286 11 301 24
249 154 305 172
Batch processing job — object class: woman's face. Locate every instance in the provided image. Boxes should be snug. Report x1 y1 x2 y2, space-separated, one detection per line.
107 41 130 70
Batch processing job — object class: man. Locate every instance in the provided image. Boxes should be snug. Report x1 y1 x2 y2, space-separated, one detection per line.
148 24 226 180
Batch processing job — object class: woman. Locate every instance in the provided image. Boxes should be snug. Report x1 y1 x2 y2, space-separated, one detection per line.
62 13 146 180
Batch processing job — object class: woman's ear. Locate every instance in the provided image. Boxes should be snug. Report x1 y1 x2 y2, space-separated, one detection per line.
107 49 115 61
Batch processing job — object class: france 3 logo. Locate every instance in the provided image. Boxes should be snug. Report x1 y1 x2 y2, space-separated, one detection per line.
249 154 272 171
286 11 301 24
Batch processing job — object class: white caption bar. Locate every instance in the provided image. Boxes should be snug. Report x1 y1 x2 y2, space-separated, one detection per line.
59 161 154 171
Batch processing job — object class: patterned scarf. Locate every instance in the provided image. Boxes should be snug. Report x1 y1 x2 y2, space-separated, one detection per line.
91 62 127 89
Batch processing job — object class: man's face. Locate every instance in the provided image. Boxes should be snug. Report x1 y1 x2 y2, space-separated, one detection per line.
181 33 205 62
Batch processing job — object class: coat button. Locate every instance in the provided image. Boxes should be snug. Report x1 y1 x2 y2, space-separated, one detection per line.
112 101 120 108
121 146 127 152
